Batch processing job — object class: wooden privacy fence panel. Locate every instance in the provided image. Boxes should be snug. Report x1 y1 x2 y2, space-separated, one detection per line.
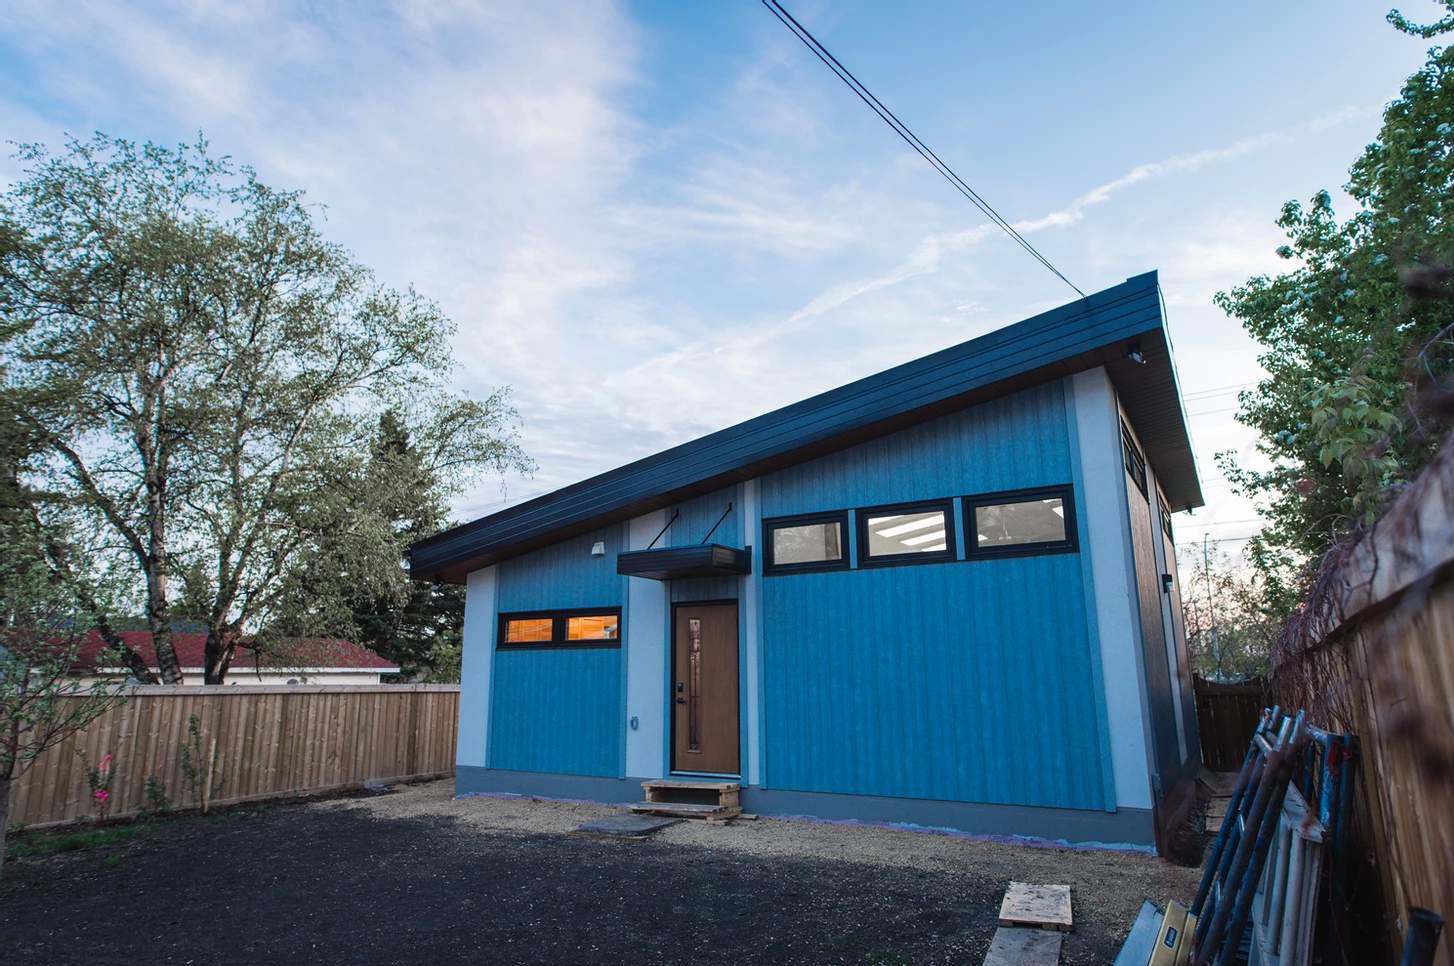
1193 677 1266 770
10 685 458 829
1269 436 1454 966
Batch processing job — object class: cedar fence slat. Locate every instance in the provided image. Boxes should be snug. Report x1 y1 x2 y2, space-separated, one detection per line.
10 685 459 829
1193 676 1266 771
1268 434 1454 966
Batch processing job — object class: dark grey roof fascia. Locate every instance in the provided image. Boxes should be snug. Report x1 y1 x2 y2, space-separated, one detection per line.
413 271 1201 582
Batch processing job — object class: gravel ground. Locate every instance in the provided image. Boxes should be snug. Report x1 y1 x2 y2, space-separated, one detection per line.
0 778 1201 965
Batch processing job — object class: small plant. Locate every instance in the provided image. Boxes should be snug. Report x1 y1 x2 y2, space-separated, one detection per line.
76 750 116 821
103 853 120 869
178 714 225 806
142 775 171 816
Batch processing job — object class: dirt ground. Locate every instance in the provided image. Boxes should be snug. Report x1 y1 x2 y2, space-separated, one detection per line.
0 779 1201 965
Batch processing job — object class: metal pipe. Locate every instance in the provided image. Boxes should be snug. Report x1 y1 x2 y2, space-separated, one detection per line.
1399 907 1445 966
1193 731 1262 916
1214 754 1300 966
1276 831 1305 962
1195 713 1301 966
1265 819 1291 950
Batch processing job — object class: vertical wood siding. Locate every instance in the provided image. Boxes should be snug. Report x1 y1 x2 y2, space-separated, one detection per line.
488 524 626 777
495 524 625 613
759 380 1110 809
1125 461 1182 796
488 649 622 777
11 686 458 828
670 486 739 548
760 382 1074 513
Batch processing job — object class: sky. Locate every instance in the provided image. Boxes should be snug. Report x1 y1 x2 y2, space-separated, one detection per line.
0 0 1443 557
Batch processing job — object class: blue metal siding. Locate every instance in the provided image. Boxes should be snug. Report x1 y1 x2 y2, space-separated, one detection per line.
489 524 626 777
761 381 1074 513
759 379 1109 809
670 486 740 548
489 648 623 777
495 525 625 613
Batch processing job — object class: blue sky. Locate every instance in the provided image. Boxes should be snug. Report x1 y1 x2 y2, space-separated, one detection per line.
0 0 1442 552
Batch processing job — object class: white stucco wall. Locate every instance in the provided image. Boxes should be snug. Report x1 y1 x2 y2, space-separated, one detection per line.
457 565 498 769
624 510 669 779
1070 367 1155 810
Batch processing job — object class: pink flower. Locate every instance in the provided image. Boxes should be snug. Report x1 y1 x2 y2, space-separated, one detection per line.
93 790 108 802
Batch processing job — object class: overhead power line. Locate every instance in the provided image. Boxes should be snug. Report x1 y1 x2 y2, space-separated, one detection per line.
761 0 1086 298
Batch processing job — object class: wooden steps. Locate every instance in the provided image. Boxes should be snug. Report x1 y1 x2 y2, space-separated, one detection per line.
629 779 742 822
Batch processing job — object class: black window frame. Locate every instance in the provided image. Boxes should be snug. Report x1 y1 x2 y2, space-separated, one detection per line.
963 484 1079 560
1121 420 1148 497
496 607 623 650
1158 493 1175 544
762 510 851 575
855 499 957 568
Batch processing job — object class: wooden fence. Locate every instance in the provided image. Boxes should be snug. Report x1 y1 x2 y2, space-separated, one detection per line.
1193 676 1266 770
1268 437 1454 966
10 684 459 829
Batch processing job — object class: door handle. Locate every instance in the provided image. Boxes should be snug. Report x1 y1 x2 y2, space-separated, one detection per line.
676 696 686 704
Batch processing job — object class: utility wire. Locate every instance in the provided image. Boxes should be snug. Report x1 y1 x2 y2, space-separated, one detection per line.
761 0 1085 298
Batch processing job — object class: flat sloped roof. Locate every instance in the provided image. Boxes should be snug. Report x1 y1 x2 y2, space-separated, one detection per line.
412 271 1200 583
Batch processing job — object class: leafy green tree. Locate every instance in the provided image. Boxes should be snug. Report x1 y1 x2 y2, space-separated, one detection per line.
0 135 532 683
1215 4 1454 614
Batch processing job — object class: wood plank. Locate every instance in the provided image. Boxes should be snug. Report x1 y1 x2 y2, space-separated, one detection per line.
999 882 1073 932
628 802 741 819
641 779 740 791
982 927 1063 966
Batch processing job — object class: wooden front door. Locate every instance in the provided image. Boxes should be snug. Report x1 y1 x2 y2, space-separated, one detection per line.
672 602 740 775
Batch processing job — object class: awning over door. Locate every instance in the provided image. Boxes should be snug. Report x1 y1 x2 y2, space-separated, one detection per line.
615 544 752 581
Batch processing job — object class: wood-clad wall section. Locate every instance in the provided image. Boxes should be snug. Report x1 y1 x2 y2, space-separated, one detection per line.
11 685 459 829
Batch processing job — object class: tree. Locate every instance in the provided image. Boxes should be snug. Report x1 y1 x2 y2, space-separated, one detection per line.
273 410 469 680
0 135 532 683
0 558 122 879
1214 4 1454 615
1178 543 1279 681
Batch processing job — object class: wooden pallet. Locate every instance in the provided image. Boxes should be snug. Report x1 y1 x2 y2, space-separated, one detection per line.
998 882 1073 932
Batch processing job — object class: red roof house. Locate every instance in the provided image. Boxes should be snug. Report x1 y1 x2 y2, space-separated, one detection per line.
77 632 399 685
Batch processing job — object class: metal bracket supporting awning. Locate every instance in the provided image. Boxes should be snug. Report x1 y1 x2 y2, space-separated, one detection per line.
615 544 752 581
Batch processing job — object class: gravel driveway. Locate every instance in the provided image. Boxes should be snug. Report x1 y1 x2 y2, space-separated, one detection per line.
0 779 1200 965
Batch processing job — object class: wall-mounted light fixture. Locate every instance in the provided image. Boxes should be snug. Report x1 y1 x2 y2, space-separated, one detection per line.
591 541 606 556
1161 573 1174 594
1127 342 1147 365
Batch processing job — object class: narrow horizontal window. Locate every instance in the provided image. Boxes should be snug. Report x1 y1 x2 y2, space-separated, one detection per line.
567 614 619 641
498 608 622 649
857 502 956 566
974 498 1065 547
965 486 1078 558
763 512 849 574
503 617 554 643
